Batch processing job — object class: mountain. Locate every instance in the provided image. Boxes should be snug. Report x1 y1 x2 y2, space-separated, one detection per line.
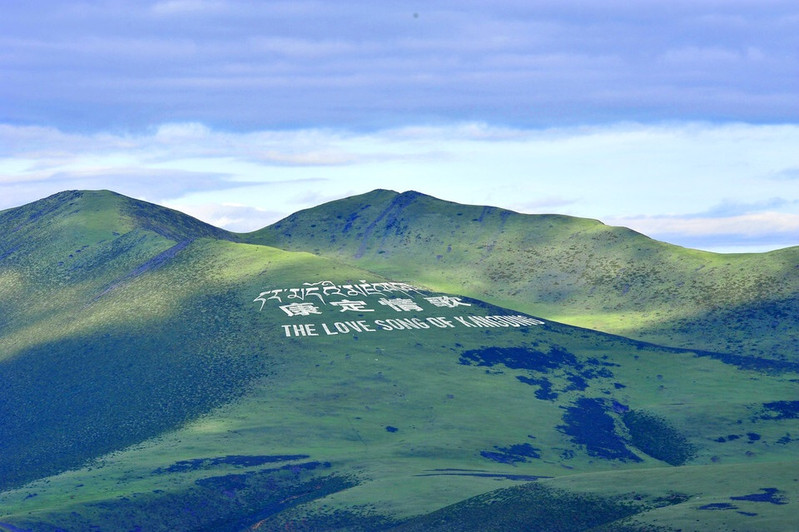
1 190 798 531
246 189 799 360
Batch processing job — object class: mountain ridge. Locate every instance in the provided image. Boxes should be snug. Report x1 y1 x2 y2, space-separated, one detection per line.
4 187 797 363
247 188 799 360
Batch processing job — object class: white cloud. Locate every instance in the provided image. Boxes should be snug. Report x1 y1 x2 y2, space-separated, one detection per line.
511 197 578 212
150 0 228 16
605 212 799 253
154 122 212 140
1 120 798 251
772 167 799 181
607 212 799 238
246 37 358 58
660 46 750 65
160 201 286 232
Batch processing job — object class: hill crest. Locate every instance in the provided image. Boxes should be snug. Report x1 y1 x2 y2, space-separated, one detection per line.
1 189 237 244
246 188 799 359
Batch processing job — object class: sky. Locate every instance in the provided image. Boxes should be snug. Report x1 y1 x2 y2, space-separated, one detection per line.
1 1 798 252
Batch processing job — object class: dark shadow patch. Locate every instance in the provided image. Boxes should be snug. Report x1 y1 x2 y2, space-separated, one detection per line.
153 454 310 474
480 442 542 464
565 373 589 391
462 344 617 400
0 294 266 493
0 521 33 532
390 481 645 532
730 488 788 505
698 503 737 511
760 401 799 420
247 506 400 532
385 426 398 433
416 470 549 481
558 398 641 462
459 345 576 372
653 492 691 506
611 400 629 414
693 350 799 374
714 434 742 443
516 376 558 400
622 410 695 465
194 461 330 497
5 462 353 532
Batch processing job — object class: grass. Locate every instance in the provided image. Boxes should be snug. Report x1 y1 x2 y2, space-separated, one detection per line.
0 190 798 531
245 189 799 361
622 410 696 466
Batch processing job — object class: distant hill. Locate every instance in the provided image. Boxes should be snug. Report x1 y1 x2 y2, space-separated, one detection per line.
246 189 799 360
1 190 798 531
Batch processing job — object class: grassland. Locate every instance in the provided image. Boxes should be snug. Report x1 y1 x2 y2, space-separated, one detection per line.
0 190 797 531
246 189 799 361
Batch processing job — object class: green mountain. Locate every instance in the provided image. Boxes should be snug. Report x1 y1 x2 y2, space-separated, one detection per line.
1 190 797 531
246 189 799 361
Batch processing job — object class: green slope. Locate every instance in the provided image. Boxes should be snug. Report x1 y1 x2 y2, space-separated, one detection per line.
0 189 238 355
0 190 245 489
245 189 799 361
1 191 798 531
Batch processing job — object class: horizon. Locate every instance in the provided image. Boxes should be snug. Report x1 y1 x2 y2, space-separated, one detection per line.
6 186 796 255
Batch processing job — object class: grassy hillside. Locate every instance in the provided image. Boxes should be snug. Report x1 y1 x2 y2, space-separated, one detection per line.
0 190 238 354
0 190 244 489
245 189 799 360
1 191 797 531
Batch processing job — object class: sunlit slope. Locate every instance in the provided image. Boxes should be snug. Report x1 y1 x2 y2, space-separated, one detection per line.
246 189 799 360
1 190 797 531
0 189 238 357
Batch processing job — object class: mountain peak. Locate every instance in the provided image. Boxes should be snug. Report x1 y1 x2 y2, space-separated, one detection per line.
1 189 237 245
244 188 799 359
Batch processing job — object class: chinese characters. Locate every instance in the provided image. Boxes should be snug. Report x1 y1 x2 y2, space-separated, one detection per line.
254 279 543 338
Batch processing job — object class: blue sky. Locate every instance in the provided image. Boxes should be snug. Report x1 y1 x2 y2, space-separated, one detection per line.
1 1 798 252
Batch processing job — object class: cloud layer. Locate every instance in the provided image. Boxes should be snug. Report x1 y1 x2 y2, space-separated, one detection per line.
2 1 798 130
2 3 797 251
